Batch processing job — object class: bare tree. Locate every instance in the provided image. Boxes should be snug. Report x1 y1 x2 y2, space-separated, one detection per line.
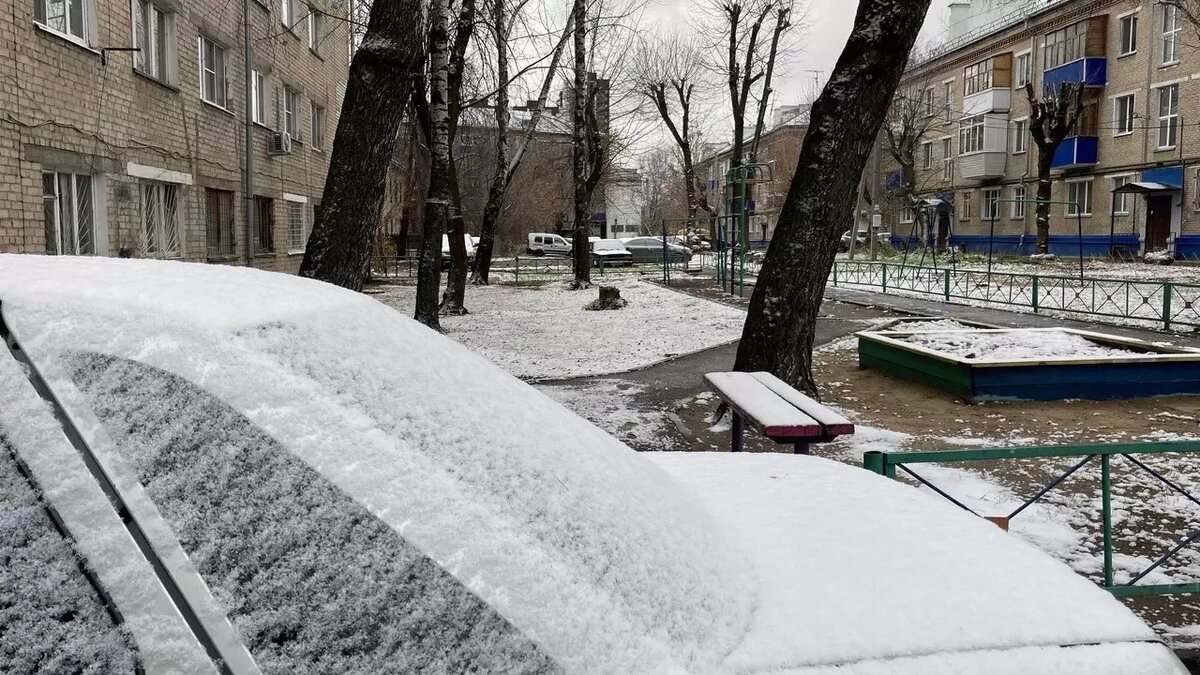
748 4 790 163
299 0 424 290
733 0 933 395
569 0 597 289
439 0 480 315
1026 81 1084 255
414 0 453 328
881 77 941 244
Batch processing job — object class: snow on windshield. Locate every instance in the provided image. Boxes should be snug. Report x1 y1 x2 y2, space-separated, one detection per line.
0 256 754 673
0 437 137 673
592 240 625 251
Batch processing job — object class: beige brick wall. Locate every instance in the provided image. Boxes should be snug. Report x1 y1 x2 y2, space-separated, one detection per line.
0 0 350 271
883 0 1200 254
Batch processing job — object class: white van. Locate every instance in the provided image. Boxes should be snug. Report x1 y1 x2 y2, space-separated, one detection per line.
527 233 571 257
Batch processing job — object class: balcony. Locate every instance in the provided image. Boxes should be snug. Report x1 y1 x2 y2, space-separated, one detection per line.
959 151 1007 180
962 88 1011 115
958 113 1008 180
1051 136 1098 169
1043 57 1107 90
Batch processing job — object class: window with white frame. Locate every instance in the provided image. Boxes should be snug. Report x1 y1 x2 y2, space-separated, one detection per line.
959 115 985 154
198 36 226 107
42 171 95 255
1163 4 1182 65
310 102 325 150
1014 52 1031 88
307 5 323 52
923 88 934 116
1066 180 1093 216
1012 119 1027 153
943 81 954 121
140 181 180 258
281 0 298 30
1044 21 1086 70
941 138 952 180
1158 84 1179 149
963 58 997 96
1112 175 1132 214
981 188 1000 220
133 0 173 82
1120 13 1138 56
1114 94 1135 135
921 141 932 170
284 86 300 139
960 191 973 219
1012 185 1026 218
247 70 268 125
285 197 307 252
35 0 89 43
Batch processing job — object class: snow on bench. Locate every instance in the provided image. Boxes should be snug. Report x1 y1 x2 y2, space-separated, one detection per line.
704 371 855 454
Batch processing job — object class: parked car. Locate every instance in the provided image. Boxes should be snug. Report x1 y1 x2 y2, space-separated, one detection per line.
840 228 891 252
621 236 693 264
0 256 1186 674
527 233 571 257
441 234 476 269
590 239 634 267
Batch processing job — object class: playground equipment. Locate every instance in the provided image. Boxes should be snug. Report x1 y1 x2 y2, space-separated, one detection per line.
715 162 775 297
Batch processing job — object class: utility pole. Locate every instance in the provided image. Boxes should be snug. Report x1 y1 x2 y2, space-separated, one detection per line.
243 0 255 265
869 134 880 261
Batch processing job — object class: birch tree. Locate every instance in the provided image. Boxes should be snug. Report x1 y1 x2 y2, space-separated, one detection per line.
1026 81 1084 255
299 0 424 290
569 0 594 288
439 0 480 315
414 0 452 328
732 0 933 394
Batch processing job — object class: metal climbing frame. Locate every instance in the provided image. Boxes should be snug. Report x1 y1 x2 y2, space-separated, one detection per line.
715 162 775 297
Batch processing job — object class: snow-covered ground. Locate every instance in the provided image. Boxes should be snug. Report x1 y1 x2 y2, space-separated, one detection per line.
536 379 681 451
373 278 746 380
838 253 1200 284
900 329 1137 360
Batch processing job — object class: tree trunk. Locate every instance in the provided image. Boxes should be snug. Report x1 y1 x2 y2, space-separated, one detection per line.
732 0 933 395
440 153 469 314
570 0 591 289
1035 149 1053 254
414 0 451 329
298 0 424 290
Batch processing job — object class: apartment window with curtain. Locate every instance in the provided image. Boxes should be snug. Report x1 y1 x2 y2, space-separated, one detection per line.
42 171 95 255
1158 84 1179 149
140 181 180 259
205 189 235 257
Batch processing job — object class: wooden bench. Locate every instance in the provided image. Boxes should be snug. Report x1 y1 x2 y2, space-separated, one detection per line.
704 371 855 454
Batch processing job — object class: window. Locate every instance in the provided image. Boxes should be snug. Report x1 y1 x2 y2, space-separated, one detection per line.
204 189 235 257
963 58 996 96
941 138 952 181
1163 4 1182 65
198 36 226 107
1158 84 1179 149
923 88 934 116
140 182 180 259
1066 180 1093 216
1120 13 1138 56
1114 94 1135 135
1113 176 1132 215
1044 22 1085 70
943 81 954 121
1014 52 1031 88
35 0 88 43
251 69 267 125
1012 119 1027 153
42 172 95 255
982 188 1000 220
960 191 972 220
307 5 323 52
133 0 173 82
281 0 298 30
253 196 275 252
959 115 985 154
285 198 307 252
284 86 300 139
310 102 325 150
921 141 932 170
1012 185 1026 218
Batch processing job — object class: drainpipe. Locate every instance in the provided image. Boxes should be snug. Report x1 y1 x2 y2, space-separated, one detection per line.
243 0 255 266
1140 27 1153 254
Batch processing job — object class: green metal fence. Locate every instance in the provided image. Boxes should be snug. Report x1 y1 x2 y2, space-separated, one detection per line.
832 260 1200 330
863 441 1200 598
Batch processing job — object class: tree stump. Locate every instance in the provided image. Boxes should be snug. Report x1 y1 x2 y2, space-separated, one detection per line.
584 285 627 311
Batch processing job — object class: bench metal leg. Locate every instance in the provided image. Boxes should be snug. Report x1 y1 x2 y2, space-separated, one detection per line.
731 413 744 453
793 442 810 455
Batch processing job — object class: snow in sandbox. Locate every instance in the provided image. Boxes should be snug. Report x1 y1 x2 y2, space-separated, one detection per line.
901 329 1137 361
886 318 982 332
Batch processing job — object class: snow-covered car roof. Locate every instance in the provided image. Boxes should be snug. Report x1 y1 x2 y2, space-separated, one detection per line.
0 256 1184 674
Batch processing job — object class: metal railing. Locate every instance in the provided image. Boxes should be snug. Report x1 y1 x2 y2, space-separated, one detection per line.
864 441 1200 598
831 261 1200 331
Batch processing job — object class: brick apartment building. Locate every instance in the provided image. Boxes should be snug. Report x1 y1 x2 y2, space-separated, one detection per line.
0 0 350 271
884 0 1200 258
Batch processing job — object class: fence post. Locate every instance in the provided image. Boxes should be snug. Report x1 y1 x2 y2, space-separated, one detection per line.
943 268 950 301
1164 283 1173 331
881 263 888 293
1032 275 1039 313
1101 453 1114 588
833 261 838 287
863 451 887 476
515 256 520 283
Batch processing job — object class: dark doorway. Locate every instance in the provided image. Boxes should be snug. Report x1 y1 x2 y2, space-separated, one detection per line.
936 210 950 251
1146 195 1173 252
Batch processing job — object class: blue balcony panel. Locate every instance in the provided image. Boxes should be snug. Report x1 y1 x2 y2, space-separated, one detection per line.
1042 57 1107 91
1051 136 1098 169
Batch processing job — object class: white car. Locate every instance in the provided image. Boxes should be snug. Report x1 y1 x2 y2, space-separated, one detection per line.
590 238 634 267
441 233 476 269
526 232 571 257
0 256 1185 674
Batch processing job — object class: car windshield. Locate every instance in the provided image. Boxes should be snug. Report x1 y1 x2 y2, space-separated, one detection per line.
593 241 625 251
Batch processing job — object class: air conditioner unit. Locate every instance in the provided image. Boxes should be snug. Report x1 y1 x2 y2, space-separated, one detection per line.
269 131 293 155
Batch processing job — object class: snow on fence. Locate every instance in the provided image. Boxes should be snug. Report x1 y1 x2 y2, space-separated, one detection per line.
832 261 1200 331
